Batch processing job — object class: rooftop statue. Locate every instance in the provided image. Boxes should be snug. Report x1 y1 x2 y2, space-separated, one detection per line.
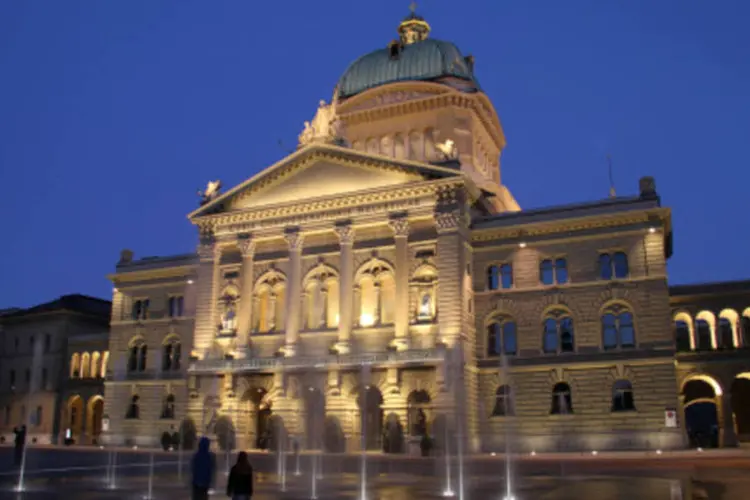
435 139 458 160
198 180 222 205
298 88 348 147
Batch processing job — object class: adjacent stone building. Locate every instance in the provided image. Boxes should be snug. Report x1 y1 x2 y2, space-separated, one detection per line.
100 9 749 452
0 295 110 445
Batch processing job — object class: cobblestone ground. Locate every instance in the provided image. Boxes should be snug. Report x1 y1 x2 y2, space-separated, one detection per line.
0 447 749 499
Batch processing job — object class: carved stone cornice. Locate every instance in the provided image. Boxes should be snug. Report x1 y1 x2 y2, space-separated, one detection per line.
237 234 255 258
284 229 304 251
202 178 465 235
388 217 410 238
471 208 670 243
335 223 355 245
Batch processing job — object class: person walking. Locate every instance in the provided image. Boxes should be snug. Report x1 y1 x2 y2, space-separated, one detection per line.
13 425 26 466
226 451 254 500
191 437 216 500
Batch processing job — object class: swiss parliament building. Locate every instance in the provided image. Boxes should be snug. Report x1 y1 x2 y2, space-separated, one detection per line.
25 10 747 453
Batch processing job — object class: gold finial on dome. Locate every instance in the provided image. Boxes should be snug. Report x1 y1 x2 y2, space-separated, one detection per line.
398 2 430 45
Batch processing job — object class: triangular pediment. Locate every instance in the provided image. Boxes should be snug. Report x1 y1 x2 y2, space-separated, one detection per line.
189 143 461 219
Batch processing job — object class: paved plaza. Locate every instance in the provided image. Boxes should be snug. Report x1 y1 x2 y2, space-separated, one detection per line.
1 447 750 499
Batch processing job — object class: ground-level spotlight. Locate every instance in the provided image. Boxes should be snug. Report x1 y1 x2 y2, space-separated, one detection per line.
530 450 537 456
697 447 703 452
133 445 138 450
490 452 496 456
99 445 104 449
518 242 527 248
656 449 663 455
591 450 598 456
502 496 517 500
442 489 455 497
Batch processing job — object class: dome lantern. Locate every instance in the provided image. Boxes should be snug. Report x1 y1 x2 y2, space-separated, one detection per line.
398 2 431 45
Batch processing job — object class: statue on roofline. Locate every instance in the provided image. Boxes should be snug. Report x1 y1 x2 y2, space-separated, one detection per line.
298 86 348 147
198 180 222 205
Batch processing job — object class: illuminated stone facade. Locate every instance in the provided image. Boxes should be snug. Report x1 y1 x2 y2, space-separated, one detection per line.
101 11 750 452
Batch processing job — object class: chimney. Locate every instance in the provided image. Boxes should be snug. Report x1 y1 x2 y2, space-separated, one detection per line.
119 249 134 264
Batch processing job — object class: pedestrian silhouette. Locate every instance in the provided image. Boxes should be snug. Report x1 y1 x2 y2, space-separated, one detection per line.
191 436 216 500
226 451 254 499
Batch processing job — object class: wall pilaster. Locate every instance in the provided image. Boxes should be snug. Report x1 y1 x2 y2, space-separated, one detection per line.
284 229 304 356
390 217 411 351
194 236 221 356
335 224 355 353
236 234 256 351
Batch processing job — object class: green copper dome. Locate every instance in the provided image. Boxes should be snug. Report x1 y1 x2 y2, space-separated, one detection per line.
337 38 480 99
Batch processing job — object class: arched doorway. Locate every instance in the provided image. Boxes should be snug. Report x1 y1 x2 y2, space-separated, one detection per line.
682 378 720 448
357 386 383 451
303 387 325 450
407 390 431 437
87 396 104 444
66 395 84 441
267 415 287 452
732 374 750 441
241 387 271 450
323 416 345 453
383 413 404 454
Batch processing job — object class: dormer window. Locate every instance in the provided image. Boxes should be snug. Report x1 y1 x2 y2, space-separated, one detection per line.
388 40 401 59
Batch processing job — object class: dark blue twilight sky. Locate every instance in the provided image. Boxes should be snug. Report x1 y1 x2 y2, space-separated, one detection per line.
1 1 749 308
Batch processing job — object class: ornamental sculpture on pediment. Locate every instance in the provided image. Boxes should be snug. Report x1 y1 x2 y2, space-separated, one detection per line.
198 180 222 205
298 91 348 147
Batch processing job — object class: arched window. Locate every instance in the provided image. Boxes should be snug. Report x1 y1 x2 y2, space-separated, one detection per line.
611 380 636 412
219 286 239 333
408 131 423 160
162 338 181 371
90 352 100 378
412 264 438 323
492 385 514 416
355 259 395 327
407 390 430 436
599 252 629 280
100 351 110 378
602 305 636 350
125 395 140 419
128 339 147 372
380 136 393 157
695 319 712 351
303 264 339 330
675 320 692 352
70 353 80 378
551 382 573 414
743 314 750 347
161 394 176 419
80 353 91 379
540 258 568 285
718 318 734 349
487 318 517 356
542 310 574 354
253 270 286 333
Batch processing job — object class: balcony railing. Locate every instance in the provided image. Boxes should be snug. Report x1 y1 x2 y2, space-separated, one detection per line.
187 348 446 374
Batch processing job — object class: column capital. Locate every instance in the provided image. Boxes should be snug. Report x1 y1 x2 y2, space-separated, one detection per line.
237 234 256 258
335 223 355 245
389 217 410 238
435 210 464 233
284 228 304 251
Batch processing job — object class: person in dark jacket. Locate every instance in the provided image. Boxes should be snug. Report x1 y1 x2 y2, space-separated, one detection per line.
191 437 216 500
226 451 253 500
13 425 26 466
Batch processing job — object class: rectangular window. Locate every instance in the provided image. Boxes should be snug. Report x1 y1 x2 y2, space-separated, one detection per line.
41 368 48 389
25 369 30 385
168 296 185 318
132 299 150 320
14 337 18 352
44 334 51 353
9 370 15 387
540 258 568 285
500 263 513 289
600 252 629 280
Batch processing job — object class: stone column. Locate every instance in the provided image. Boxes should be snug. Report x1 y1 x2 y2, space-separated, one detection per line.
236 235 256 351
284 229 304 356
335 224 355 353
390 218 410 351
194 235 221 356
719 393 738 447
